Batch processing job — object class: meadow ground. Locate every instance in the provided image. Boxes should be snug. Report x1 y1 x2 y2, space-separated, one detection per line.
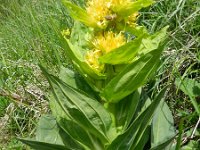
0 0 199 149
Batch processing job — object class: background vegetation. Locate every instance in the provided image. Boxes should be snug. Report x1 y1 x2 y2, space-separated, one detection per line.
0 0 199 149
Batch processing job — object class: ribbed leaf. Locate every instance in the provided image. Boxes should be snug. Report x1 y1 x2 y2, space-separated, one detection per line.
101 48 162 103
49 92 85 149
35 115 65 145
59 66 99 100
150 135 176 150
133 126 151 150
35 115 82 149
58 118 104 150
62 0 97 28
107 87 167 150
115 88 141 130
19 139 69 150
138 26 169 56
151 101 176 149
40 66 114 143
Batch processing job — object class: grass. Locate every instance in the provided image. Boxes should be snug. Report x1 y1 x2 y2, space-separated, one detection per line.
0 0 72 148
0 0 199 149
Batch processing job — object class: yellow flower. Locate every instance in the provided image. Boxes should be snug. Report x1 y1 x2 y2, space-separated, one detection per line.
85 49 104 72
86 0 112 28
93 31 126 53
86 0 138 29
126 12 138 27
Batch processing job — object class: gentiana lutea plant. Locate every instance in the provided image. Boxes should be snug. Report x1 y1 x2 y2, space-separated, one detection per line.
20 0 177 149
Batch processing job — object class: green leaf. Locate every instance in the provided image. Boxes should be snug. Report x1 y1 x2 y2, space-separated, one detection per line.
151 101 176 149
125 25 149 37
49 97 85 149
35 115 82 149
99 36 143 65
49 92 68 119
114 0 155 17
138 26 169 56
133 126 151 150
58 118 104 150
106 87 167 150
59 66 99 100
62 0 97 28
115 88 141 130
101 48 162 103
175 77 200 115
70 22 93 53
35 115 65 145
182 140 199 150
40 66 114 143
19 139 69 150
150 135 176 150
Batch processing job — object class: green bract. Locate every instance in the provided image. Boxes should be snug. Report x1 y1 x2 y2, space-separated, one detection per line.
20 0 177 150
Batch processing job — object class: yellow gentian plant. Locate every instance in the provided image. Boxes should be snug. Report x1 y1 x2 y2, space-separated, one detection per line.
20 0 177 149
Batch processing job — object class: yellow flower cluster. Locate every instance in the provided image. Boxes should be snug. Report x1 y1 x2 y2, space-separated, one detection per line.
85 0 137 72
85 31 126 72
127 12 138 27
85 49 104 72
86 0 137 28
93 31 126 54
86 0 112 28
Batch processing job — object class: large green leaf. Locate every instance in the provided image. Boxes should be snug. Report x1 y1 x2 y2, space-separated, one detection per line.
113 0 154 17
35 115 65 145
58 118 104 150
151 101 176 149
19 139 69 150
115 88 141 130
36 115 82 149
59 66 99 100
101 48 162 103
134 126 151 150
19 115 82 150
62 0 97 28
150 135 176 150
40 66 115 143
49 91 85 149
138 26 169 56
106 87 167 150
